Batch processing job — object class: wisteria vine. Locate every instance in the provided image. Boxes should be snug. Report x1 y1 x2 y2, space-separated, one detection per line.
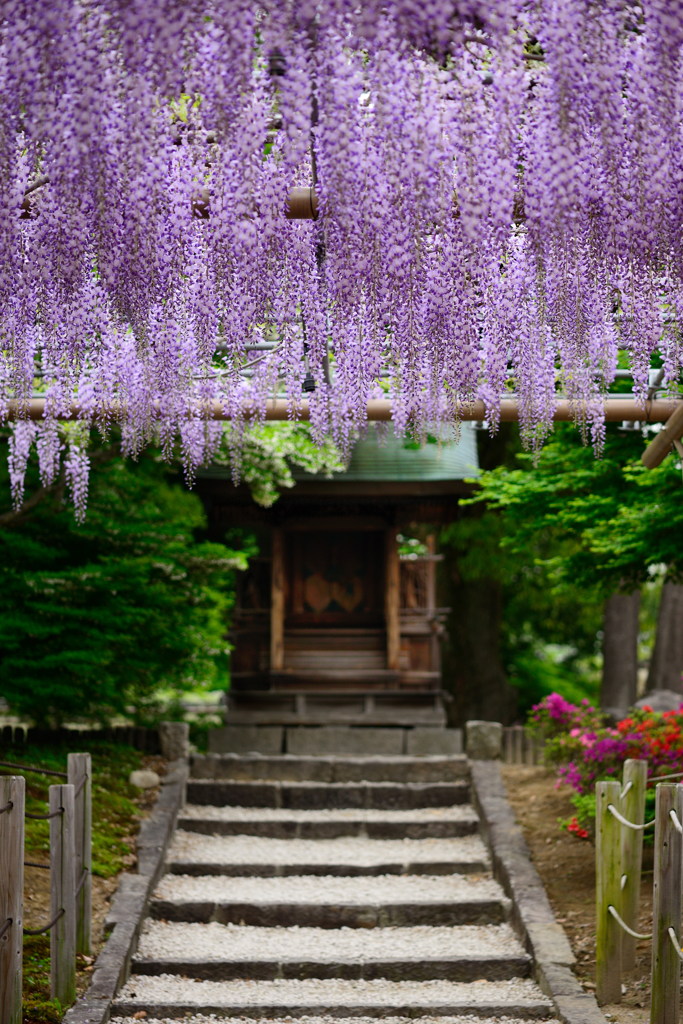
2 0 683 513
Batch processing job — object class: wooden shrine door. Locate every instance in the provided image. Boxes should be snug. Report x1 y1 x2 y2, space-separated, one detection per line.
270 525 394 685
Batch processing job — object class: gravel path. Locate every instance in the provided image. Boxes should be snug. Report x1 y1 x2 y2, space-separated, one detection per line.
168 831 489 867
135 922 526 961
152 873 504 904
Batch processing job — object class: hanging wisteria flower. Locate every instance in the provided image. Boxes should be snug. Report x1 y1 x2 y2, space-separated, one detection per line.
1 1 683 513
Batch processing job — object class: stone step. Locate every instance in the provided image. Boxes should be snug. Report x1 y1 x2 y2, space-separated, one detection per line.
133 922 530 981
113 1016 559 1024
166 831 490 877
177 804 479 839
113 976 554 1019
186 779 470 810
150 873 509 928
191 753 469 784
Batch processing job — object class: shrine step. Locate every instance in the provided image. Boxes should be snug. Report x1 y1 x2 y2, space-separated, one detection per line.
192 752 468 783
148 873 509 927
177 804 480 839
185 779 470 809
166 832 490 876
132 922 531 981
112 977 553 1020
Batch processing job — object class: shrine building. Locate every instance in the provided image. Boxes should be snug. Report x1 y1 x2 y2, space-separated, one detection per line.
196 425 479 732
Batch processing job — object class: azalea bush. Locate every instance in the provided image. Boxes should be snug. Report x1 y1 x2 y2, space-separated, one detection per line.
529 693 683 839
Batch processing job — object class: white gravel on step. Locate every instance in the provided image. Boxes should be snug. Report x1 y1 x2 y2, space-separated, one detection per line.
112 1017 559 1024
116 975 552 1008
135 922 525 962
152 873 502 904
168 831 489 867
180 805 478 822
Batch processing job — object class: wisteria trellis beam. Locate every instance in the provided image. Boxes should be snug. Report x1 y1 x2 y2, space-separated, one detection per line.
2 0 683 513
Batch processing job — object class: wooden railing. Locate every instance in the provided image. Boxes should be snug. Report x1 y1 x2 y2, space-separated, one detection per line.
501 725 544 764
0 754 91 1024
595 761 683 1024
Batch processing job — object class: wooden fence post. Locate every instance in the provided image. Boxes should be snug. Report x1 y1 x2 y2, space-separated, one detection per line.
68 753 92 955
620 759 647 971
651 783 683 1024
0 776 24 1024
596 779 623 1004
50 783 76 1007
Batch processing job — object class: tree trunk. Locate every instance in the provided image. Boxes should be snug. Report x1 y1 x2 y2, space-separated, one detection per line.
439 576 518 727
647 582 683 693
601 590 640 715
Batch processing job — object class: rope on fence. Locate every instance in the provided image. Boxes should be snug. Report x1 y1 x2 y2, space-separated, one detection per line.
620 779 633 800
26 806 64 820
607 803 656 830
669 809 683 834
24 860 50 870
0 917 12 941
607 904 652 940
73 773 88 799
649 770 683 783
668 927 683 961
23 908 65 937
0 759 67 778
75 868 88 897
0 799 13 814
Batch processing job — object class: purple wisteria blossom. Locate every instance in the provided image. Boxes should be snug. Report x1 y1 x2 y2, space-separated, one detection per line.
1 2 682 511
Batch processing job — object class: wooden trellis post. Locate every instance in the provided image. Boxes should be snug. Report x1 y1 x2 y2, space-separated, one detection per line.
0 776 24 1024
651 784 683 1024
50 783 76 1006
68 753 92 955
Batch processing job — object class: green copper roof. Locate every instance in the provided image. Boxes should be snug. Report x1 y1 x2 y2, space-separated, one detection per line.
295 424 480 483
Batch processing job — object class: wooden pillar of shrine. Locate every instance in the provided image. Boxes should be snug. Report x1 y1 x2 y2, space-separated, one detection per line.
270 527 285 672
385 527 400 672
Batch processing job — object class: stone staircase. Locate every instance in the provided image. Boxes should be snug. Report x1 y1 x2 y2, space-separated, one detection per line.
111 752 559 1024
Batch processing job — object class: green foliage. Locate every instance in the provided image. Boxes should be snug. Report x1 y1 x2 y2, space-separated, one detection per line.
469 424 683 591
0 444 244 725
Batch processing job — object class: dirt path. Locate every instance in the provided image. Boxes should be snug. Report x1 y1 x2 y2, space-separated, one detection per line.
501 765 653 1024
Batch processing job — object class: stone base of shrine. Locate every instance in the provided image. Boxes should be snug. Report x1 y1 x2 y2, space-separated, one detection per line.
207 723 464 757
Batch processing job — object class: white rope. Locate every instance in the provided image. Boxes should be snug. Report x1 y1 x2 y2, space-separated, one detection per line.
607 905 652 940
668 927 683 961
607 804 656 831
620 873 628 891
620 779 633 800
669 809 683 834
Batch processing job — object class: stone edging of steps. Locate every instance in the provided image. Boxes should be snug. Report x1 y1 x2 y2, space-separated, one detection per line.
470 759 608 1024
62 757 189 1024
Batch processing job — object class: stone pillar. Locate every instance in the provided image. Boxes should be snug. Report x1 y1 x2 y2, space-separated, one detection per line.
159 722 190 761
465 720 503 760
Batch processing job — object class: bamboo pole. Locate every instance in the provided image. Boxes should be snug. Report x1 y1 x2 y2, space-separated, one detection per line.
50 783 76 1007
4 396 681 424
0 776 24 1024
596 779 623 1004
67 754 92 956
619 759 647 971
651 784 683 1024
641 403 683 468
